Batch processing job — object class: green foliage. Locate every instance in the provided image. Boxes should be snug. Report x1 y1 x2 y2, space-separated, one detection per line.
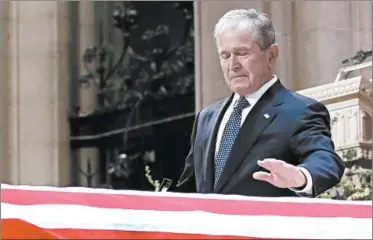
318 165 372 200
322 118 372 200
145 165 161 191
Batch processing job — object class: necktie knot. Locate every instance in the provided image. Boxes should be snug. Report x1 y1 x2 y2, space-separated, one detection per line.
234 96 250 111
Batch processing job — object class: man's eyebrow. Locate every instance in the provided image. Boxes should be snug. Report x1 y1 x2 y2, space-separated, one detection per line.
218 50 228 55
232 46 251 51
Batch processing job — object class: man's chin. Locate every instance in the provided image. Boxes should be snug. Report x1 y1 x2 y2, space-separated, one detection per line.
231 85 251 96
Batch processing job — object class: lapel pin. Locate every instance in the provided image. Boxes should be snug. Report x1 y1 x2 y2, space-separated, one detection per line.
264 113 270 119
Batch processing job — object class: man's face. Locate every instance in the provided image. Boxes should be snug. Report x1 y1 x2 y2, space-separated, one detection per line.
217 29 278 96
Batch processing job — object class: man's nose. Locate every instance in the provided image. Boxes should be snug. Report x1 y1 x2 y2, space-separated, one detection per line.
229 55 241 71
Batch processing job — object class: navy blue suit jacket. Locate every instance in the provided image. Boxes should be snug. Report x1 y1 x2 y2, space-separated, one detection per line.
176 80 345 197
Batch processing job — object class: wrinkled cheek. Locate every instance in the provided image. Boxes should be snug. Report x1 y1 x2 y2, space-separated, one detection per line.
245 68 261 82
222 68 230 81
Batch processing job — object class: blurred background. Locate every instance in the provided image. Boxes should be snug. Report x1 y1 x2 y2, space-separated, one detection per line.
0 1 372 200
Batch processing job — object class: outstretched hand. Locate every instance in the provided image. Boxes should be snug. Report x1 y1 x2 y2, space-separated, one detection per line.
253 158 307 189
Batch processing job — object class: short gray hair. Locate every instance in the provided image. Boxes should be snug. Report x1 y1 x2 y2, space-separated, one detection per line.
213 9 276 50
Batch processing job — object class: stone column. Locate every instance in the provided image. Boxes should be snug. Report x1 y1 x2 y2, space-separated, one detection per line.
75 1 101 187
351 1 372 54
351 1 372 82
1 1 70 186
0 1 11 183
268 1 295 89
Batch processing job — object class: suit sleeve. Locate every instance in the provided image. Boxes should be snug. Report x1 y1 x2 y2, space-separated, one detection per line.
289 102 345 197
175 112 200 193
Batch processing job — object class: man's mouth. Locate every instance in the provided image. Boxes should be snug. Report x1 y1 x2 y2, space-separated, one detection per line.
230 76 245 80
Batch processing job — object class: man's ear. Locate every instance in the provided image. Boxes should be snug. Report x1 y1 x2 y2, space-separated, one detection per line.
268 43 279 66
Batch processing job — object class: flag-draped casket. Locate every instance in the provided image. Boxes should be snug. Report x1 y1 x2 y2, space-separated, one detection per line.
1 184 371 239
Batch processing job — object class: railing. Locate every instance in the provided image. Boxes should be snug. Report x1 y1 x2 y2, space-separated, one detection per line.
334 60 372 82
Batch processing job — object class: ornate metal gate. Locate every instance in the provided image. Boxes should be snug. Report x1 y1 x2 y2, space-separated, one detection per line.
69 1 195 190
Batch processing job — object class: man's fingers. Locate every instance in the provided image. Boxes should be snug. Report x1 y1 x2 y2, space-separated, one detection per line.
257 160 273 171
257 158 286 173
253 171 274 184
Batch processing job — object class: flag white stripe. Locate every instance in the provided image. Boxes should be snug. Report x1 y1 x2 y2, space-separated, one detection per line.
1 184 370 206
2 203 371 239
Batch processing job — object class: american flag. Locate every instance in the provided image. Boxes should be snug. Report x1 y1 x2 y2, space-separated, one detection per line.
1 184 371 239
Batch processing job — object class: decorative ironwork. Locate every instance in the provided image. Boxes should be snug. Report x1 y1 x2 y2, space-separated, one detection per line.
71 2 195 189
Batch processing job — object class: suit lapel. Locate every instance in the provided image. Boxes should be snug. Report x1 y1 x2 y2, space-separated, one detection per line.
201 95 233 193
214 81 285 193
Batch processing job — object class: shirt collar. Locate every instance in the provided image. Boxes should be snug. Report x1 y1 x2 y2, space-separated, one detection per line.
232 75 278 107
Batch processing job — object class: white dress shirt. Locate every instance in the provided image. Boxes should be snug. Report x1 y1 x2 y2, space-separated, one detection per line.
215 75 313 194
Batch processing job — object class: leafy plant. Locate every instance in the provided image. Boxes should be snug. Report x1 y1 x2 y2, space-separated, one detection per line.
318 165 372 200
319 117 372 200
145 165 161 191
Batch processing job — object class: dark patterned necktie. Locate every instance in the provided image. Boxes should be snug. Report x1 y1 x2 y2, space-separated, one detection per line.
214 96 250 188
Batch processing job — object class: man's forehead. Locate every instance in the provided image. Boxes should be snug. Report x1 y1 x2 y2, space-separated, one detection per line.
217 30 257 49
218 40 257 53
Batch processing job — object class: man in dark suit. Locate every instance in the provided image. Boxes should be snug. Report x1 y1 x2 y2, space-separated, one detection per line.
176 8 345 197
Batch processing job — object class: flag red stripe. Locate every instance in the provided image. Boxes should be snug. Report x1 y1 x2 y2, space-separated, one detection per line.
2 189 371 218
53 229 259 239
0 219 280 240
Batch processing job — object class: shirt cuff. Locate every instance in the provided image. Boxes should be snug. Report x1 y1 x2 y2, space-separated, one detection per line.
289 167 313 195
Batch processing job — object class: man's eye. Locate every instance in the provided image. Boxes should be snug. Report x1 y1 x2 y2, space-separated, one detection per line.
221 54 230 59
237 51 248 56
